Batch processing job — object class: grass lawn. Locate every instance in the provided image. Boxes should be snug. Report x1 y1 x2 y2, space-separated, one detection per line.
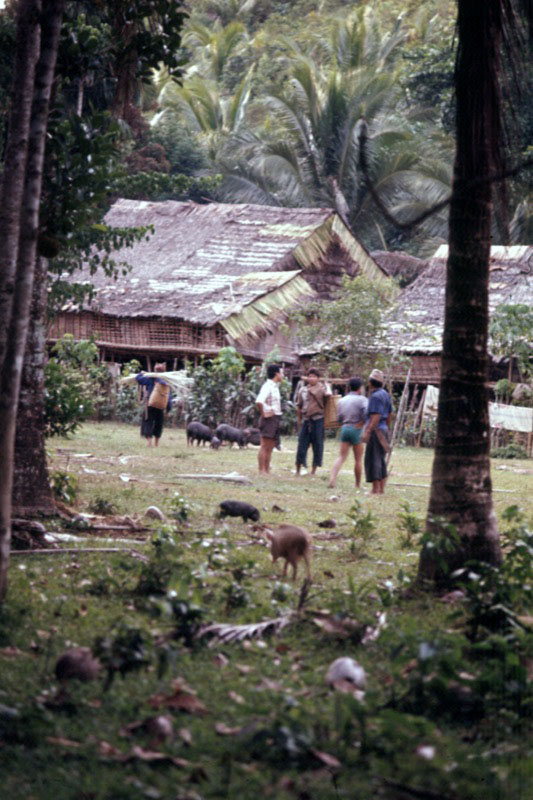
1 422 531 800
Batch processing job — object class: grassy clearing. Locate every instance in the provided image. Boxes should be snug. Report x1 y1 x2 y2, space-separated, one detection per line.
1 422 532 800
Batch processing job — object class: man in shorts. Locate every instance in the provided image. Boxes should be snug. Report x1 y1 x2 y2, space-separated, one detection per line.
362 368 392 494
328 377 368 489
256 363 284 475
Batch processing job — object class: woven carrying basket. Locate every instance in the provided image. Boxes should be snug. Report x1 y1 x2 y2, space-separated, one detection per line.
324 394 340 429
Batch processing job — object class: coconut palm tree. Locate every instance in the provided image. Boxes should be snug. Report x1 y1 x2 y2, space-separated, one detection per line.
216 44 450 250
156 65 254 159
197 0 258 27
183 19 248 80
418 0 518 583
207 9 454 248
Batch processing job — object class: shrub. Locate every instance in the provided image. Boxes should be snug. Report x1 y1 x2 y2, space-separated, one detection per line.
491 443 528 459
347 500 376 557
397 501 423 548
49 470 78 503
169 492 192 523
88 496 117 515
44 335 112 436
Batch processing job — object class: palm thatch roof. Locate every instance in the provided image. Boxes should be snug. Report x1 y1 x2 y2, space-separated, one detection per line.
65 200 386 330
371 250 427 286
392 245 533 352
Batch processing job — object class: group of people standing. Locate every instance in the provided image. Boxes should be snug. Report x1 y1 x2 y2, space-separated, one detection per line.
256 364 392 495
133 360 392 495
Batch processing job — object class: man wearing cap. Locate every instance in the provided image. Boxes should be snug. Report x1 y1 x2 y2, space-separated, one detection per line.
362 369 392 494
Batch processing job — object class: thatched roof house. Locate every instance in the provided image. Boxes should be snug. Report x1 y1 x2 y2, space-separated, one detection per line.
49 199 387 367
392 244 533 384
371 250 427 287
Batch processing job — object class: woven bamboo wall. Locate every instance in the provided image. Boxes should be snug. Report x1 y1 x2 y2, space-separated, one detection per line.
48 312 227 353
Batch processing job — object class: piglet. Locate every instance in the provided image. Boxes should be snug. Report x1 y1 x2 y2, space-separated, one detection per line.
265 524 312 581
219 500 260 522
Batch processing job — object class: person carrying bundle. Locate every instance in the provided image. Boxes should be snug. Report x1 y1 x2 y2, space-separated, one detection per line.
135 363 172 447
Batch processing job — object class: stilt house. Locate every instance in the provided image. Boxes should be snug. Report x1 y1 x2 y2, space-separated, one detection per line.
392 244 533 385
48 199 387 369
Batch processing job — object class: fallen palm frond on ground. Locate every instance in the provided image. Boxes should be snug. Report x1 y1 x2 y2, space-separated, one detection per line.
197 613 295 644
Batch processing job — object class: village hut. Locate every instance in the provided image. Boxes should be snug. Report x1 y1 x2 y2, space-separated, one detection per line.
371 250 427 287
392 244 533 385
49 199 387 368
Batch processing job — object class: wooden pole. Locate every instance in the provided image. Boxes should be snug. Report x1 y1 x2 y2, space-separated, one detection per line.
387 368 411 466
414 387 427 447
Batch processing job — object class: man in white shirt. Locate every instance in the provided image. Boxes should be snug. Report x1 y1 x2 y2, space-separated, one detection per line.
256 363 284 474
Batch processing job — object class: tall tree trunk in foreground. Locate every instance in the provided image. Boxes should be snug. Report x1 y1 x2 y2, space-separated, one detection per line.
13 256 54 517
0 0 64 602
419 1 507 583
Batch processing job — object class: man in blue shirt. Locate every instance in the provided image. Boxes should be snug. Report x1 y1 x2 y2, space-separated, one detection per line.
362 368 392 494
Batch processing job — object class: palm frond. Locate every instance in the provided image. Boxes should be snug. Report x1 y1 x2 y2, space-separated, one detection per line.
198 614 295 644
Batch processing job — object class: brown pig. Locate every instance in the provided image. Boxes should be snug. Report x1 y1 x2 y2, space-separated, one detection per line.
265 524 312 581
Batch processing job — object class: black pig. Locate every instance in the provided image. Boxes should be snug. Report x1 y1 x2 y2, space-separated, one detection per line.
215 423 246 448
219 500 260 523
186 421 213 446
243 427 261 446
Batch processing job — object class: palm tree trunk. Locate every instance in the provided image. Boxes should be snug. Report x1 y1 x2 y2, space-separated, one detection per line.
0 0 64 602
0 0 41 372
419 0 507 583
13 256 55 518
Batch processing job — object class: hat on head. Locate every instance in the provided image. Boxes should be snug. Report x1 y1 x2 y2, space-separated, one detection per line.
369 368 384 383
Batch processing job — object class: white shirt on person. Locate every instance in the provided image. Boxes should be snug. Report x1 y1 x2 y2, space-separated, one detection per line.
256 379 282 417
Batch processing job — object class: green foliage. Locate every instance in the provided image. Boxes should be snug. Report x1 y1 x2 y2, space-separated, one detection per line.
397 501 423 548
113 360 143 425
186 347 296 432
87 496 117 516
149 591 204 648
294 275 395 373
149 115 209 174
93 624 152 690
491 443 529 460
186 346 248 427
419 516 462 583
223 579 251 610
112 170 221 202
399 412 437 448
347 499 376 557
452 506 533 644
490 304 533 380
49 470 78 504
169 492 192 523
1 433 531 799
44 336 112 437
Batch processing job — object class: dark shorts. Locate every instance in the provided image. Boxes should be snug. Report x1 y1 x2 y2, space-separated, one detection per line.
142 406 165 439
340 424 363 445
259 415 281 440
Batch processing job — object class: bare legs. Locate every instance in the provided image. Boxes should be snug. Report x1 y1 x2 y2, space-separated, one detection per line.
258 437 276 474
328 442 363 488
353 443 363 488
328 441 350 487
371 478 385 494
